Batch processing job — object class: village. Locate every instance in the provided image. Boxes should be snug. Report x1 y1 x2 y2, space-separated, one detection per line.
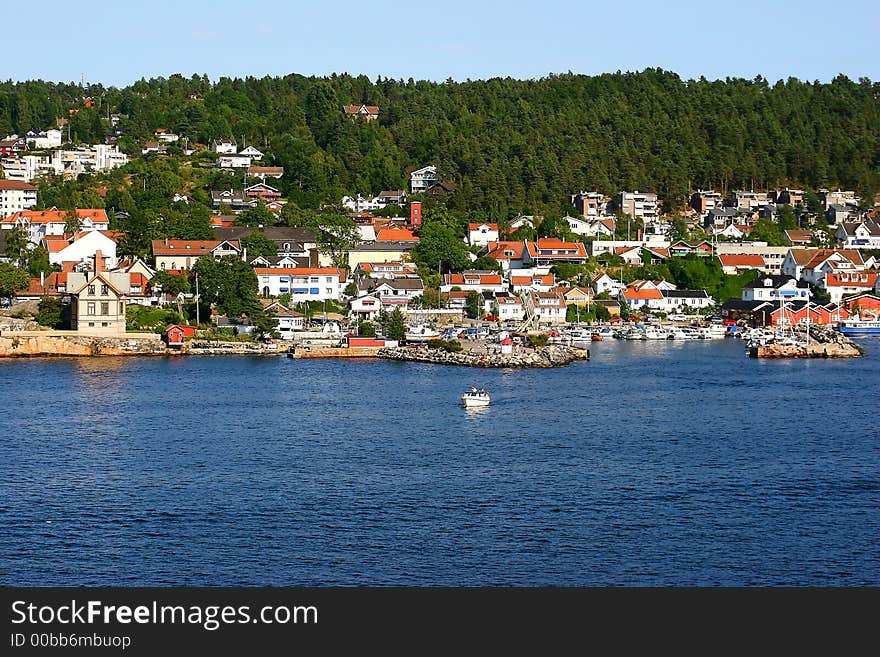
1 111 879 360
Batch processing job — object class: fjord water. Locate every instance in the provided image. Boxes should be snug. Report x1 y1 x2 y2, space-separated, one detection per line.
2 338 878 586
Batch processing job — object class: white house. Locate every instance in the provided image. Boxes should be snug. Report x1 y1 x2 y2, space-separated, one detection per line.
410 165 437 194
836 220 880 249
350 294 384 320
0 180 37 218
783 249 865 285
255 267 345 301
264 301 305 339
45 230 118 268
467 222 499 247
239 146 263 161
591 273 625 297
496 296 525 322
218 153 252 168
529 291 567 325
1 208 109 245
660 289 713 311
372 278 424 306
510 274 555 294
25 129 62 149
211 139 237 154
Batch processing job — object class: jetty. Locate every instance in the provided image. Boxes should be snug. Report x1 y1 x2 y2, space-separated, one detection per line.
748 325 864 359
376 344 589 368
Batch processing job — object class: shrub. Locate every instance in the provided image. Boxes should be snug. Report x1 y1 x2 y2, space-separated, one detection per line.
528 334 549 348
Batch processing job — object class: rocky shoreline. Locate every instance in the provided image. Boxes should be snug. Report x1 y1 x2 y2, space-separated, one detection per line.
748 325 864 359
377 344 590 368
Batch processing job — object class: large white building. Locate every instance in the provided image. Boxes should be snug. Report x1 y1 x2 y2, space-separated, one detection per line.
2 146 128 182
0 180 37 218
255 267 346 301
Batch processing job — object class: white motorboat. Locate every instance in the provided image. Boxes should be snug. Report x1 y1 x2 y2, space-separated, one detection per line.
461 387 491 408
406 325 442 343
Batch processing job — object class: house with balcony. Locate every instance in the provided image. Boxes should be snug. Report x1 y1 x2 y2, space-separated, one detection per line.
409 165 436 194
836 220 880 249
0 180 37 218
255 267 345 301
523 238 589 266
614 191 659 224
690 190 723 215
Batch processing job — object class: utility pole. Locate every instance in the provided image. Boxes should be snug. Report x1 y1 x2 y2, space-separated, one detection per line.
195 272 200 325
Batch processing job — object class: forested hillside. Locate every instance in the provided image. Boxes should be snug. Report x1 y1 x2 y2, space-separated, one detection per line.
1 70 878 215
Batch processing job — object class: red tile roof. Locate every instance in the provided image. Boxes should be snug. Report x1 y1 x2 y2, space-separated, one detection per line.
1 208 108 225
468 223 499 231
484 241 524 260
825 272 877 287
0 180 37 191
375 228 418 241
151 240 234 256
719 254 765 267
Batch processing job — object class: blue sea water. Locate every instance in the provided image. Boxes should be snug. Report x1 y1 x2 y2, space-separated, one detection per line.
1 337 878 586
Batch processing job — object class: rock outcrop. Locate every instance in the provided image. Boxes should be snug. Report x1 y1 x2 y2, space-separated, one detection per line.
377 344 589 368
0 332 166 357
749 325 864 358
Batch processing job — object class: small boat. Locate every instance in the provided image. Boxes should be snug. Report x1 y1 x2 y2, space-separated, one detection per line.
461 387 491 408
405 325 442 343
591 333 603 341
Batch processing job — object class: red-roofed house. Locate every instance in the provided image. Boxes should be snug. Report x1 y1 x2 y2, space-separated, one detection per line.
244 182 281 200
524 238 589 265
1 208 108 244
823 271 877 304
510 274 555 294
719 254 766 275
152 239 242 270
343 104 379 122
440 271 506 294
467 222 499 247
375 227 418 242
482 241 525 270
15 272 69 301
620 280 665 310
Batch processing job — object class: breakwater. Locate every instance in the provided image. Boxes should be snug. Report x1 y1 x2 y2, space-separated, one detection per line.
377 344 589 368
748 325 864 358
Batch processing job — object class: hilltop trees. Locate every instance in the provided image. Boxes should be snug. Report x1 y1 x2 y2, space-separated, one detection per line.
1 71 875 218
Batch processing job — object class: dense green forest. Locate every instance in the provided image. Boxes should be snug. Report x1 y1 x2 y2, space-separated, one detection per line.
1 70 878 215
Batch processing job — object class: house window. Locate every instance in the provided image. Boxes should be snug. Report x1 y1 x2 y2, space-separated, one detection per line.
101 284 108 296
119 302 124 315
88 285 95 295
87 302 95 315
101 302 109 315
326 288 333 295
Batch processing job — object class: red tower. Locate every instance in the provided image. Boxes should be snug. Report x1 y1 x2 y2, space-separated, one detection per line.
410 201 422 230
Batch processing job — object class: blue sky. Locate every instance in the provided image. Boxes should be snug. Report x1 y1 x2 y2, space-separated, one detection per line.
3 0 877 86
